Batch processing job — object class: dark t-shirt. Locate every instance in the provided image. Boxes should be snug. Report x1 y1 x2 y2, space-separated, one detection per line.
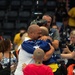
66 44 75 67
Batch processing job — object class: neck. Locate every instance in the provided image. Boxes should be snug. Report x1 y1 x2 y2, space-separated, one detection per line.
35 61 42 65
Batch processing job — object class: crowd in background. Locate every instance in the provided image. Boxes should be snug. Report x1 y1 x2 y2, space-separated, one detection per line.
0 0 75 75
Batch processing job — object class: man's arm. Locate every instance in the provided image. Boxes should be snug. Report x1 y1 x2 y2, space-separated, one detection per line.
62 45 71 54
44 44 54 61
68 7 75 19
61 51 75 59
52 40 59 49
51 29 60 49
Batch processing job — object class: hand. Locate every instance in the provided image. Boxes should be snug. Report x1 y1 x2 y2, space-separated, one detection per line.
11 64 17 72
62 45 71 53
71 51 75 59
49 43 54 51
39 36 52 41
22 63 27 70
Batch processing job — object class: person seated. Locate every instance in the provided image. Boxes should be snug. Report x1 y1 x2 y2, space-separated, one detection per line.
61 30 75 75
0 39 17 75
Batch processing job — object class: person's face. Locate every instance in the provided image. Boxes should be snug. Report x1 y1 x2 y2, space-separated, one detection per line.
63 20 68 26
70 35 75 44
10 41 13 49
33 28 42 40
44 16 52 29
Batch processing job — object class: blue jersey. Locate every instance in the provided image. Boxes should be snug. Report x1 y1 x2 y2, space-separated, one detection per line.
21 39 50 54
22 39 59 65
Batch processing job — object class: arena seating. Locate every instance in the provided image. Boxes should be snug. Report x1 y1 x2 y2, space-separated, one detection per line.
0 0 69 41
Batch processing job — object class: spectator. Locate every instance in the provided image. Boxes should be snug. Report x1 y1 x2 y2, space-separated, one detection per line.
59 16 71 51
61 30 75 75
0 39 17 75
14 24 54 75
59 16 71 38
68 6 75 30
22 48 54 75
13 27 27 50
15 32 27 60
42 15 60 49
61 51 75 59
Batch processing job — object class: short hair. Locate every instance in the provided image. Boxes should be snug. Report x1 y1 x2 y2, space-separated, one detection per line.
70 30 75 36
40 26 49 36
33 48 45 60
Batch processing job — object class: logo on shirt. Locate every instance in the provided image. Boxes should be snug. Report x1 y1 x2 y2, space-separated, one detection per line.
33 45 40 49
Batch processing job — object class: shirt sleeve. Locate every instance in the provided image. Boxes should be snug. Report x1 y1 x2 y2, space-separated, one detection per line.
13 33 20 45
68 8 75 17
22 66 30 75
53 29 60 41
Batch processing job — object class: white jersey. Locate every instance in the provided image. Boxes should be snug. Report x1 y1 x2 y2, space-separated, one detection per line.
14 37 35 75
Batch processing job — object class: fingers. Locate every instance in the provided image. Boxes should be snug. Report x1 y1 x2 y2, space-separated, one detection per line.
39 36 48 41
22 63 27 70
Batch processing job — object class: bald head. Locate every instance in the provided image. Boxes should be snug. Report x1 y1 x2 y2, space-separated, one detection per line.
33 48 45 61
27 24 41 40
27 24 40 34
40 26 49 36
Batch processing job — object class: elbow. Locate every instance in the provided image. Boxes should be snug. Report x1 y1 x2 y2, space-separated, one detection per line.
43 55 51 61
52 40 59 49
